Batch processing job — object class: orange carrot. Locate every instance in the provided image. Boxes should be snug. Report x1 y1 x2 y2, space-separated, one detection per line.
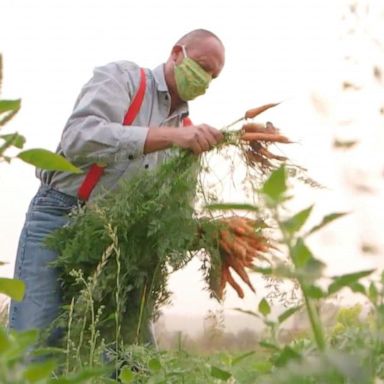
245 150 273 168
227 255 255 293
258 147 287 161
224 266 245 298
242 132 292 143
244 103 280 119
242 123 266 133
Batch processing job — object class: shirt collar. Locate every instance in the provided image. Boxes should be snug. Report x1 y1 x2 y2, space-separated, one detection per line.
152 63 169 93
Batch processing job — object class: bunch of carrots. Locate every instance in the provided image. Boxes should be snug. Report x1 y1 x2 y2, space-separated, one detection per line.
216 216 270 299
240 103 291 170
215 103 291 298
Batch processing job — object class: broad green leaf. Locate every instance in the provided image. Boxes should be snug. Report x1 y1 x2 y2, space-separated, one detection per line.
350 282 366 295
258 298 271 317
0 99 21 114
305 284 325 299
252 360 273 374
0 277 25 301
23 360 57 382
231 351 256 366
368 282 378 303
210 365 232 381
274 346 301 367
259 340 280 351
0 132 26 149
328 269 375 295
306 212 348 236
291 238 312 269
0 107 19 126
233 308 260 319
278 305 302 324
206 202 259 212
52 368 108 384
251 266 273 275
18 148 81 173
148 357 162 371
119 366 134 383
291 239 325 281
0 326 12 353
281 205 313 236
10 329 39 352
261 165 287 204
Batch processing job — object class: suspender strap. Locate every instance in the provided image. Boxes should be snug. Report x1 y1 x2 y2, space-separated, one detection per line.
77 67 147 201
182 116 192 126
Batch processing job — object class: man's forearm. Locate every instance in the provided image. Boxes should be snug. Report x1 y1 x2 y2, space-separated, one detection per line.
143 127 179 154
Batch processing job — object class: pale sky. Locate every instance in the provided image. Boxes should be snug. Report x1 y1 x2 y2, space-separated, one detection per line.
1 0 384 324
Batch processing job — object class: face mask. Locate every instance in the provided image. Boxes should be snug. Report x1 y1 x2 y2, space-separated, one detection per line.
174 46 212 101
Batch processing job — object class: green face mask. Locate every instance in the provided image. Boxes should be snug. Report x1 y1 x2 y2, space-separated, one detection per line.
174 46 212 101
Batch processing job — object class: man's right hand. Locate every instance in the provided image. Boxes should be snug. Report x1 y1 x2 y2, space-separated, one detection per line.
172 124 224 154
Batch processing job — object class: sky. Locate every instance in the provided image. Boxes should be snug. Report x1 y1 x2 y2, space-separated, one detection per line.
1 0 384 327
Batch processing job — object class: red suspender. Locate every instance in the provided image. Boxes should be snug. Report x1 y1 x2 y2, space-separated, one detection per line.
77 67 147 201
182 116 193 126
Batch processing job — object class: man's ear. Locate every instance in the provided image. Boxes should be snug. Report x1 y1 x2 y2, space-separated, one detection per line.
170 45 183 63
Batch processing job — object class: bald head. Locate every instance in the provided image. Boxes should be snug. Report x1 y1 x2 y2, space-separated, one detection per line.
175 29 224 50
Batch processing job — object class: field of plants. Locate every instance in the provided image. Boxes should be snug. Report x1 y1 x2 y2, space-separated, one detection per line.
2 6 384 379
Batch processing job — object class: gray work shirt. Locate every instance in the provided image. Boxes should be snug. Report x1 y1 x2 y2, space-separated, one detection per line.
37 61 189 201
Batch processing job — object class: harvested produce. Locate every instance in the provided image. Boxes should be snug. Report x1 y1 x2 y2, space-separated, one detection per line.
47 103 292 348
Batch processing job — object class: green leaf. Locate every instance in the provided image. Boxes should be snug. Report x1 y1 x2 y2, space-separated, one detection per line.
368 282 378 303
206 202 259 212
259 340 280 351
273 346 301 367
210 365 232 381
50 367 108 383
23 360 57 382
0 107 19 126
17 148 82 173
148 357 162 372
258 298 271 317
233 308 260 319
0 326 12 353
278 305 302 324
0 132 26 148
291 238 312 269
0 277 25 301
281 205 313 236
328 269 375 295
305 284 325 299
306 212 348 236
119 366 135 383
261 165 287 204
0 99 21 114
252 360 273 374
9 329 39 354
231 351 256 366
251 266 273 275
350 282 366 295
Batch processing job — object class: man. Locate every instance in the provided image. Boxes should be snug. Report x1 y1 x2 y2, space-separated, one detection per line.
9 29 225 343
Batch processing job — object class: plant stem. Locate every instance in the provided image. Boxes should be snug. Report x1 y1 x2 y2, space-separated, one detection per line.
301 283 326 351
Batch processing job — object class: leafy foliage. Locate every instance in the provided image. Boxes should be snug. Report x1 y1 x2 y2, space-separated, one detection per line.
47 151 222 349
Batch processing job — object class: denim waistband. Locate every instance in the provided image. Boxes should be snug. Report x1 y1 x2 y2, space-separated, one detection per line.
37 184 80 206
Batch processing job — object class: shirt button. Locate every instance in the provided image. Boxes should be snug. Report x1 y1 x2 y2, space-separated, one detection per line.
144 164 149 169
128 154 134 160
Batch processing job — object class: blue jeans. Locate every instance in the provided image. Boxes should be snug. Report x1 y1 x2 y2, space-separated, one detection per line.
9 185 79 345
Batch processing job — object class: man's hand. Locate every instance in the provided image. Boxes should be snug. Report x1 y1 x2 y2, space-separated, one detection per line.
172 124 223 154
144 124 223 155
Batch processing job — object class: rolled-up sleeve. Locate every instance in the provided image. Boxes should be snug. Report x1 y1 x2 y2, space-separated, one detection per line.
61 62 149 165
